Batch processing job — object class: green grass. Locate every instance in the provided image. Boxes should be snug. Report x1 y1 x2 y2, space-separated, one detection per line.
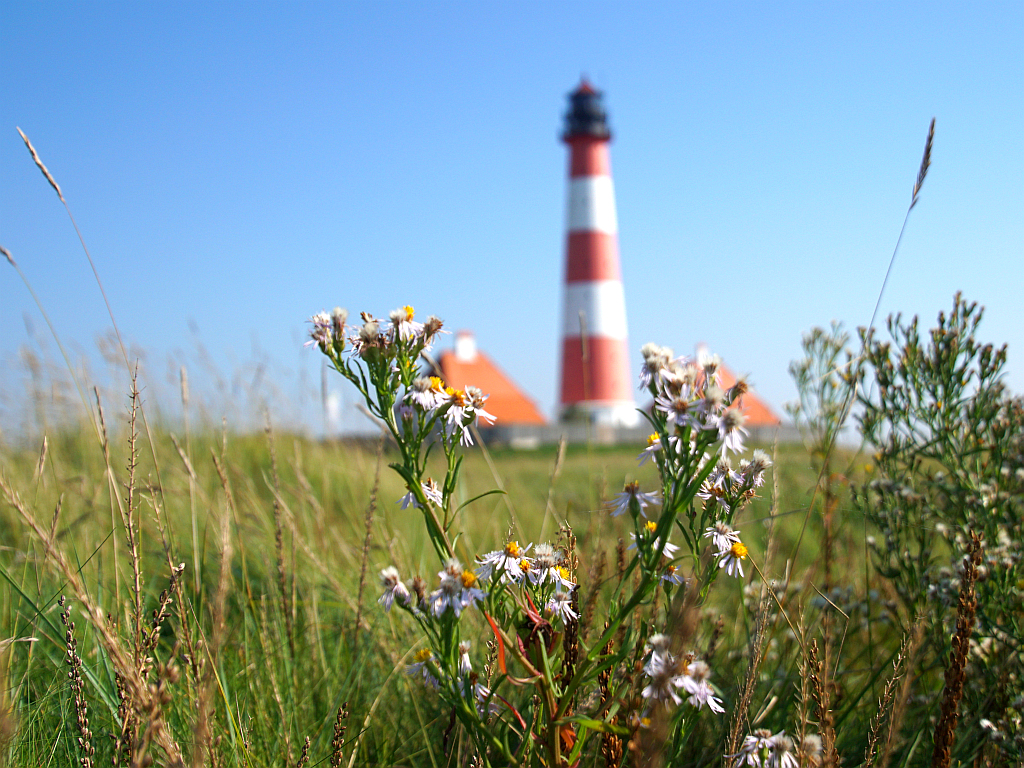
1 419 875 767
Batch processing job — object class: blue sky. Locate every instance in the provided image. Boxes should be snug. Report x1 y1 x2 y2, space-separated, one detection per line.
2 2 1021 433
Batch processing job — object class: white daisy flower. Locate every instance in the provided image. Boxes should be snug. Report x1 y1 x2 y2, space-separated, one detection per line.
745 449 772 487
545 591 577 624
408 377 448 410
639 343 674 389
718 541 749 578
710 409 749 456
654 392 701 430
608 481 660 518
422 478 443 506
698 348 723 386
378 566 411 611
661 564 685 585
704 522 742 553
429 559 487 617
731 729 774 768
458 641 472 676
464 386 496 428
389 305 424 342
406 648 439 688
527 543 573 590
768 733 798 768
476 541 531 584
680 660 724 713
637 433 662 466
305 311 335 352
398 478 443 510
641 653 685 707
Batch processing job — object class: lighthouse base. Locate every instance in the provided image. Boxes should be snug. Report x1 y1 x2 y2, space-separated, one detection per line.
559 400 641 428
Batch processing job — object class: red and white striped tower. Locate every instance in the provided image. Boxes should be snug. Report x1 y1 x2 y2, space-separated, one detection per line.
558 79 639 426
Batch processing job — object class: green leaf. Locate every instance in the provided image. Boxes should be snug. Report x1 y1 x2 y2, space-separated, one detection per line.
455 488 507 513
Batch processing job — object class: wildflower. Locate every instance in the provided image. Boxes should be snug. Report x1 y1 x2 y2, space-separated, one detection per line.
476 541 531 583
408 377 447 410
422 478 443 506
732 729 774 767
637 433 662 465
389 305 424 342
331 306 348 336
378 566 410 611
711 408 749 456
679 659 724 713
528 543 573 589
443 385 495 446
407 648 439 688
660 361 698 398
608 481 660 518
768 733 798 768
641 649 684 707
701 384 727 415
742 449 772 487
429 559 487 616
458 640 472 675
639 343 674 389
704 522 742 553
654 392 700 430
718 541 748 577
629 521 680 558
471 680 502 716
465 386 496 427
306 311 336 352
661 564 685 585
698 347 723 386
397 478 443 510
421 315 445 345
797 734 823 767
545 591 577 624
351 316 385 360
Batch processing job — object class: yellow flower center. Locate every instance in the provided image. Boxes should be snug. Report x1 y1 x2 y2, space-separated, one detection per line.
645 521 658 534
730 542 749 559
647 433 659 447
429 376 446 392
404 305 415 319
504 541 522 558
519 558 532 572
413 648 432 663
445 387 467 407
556 565 571 581
461 570 478 588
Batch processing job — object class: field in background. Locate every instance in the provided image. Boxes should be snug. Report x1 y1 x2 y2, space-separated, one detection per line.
0 420 868 766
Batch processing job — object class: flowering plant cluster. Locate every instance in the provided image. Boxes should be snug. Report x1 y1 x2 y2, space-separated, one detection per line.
308 307 775 767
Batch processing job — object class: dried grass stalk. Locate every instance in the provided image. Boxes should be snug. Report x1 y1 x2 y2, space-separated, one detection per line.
931 533 982 768
863 631 913 768
17 127 64 202
911 118 936 208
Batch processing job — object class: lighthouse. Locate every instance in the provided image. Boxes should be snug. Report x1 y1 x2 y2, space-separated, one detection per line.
558 80 639 427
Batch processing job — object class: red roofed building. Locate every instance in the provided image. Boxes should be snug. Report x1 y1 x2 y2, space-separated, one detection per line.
434 332 547 426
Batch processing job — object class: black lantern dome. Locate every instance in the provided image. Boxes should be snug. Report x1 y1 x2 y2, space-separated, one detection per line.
562 78 611 140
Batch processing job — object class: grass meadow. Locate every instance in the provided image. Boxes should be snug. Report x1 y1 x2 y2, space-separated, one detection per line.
1 419 847 766
2 122 1020 768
